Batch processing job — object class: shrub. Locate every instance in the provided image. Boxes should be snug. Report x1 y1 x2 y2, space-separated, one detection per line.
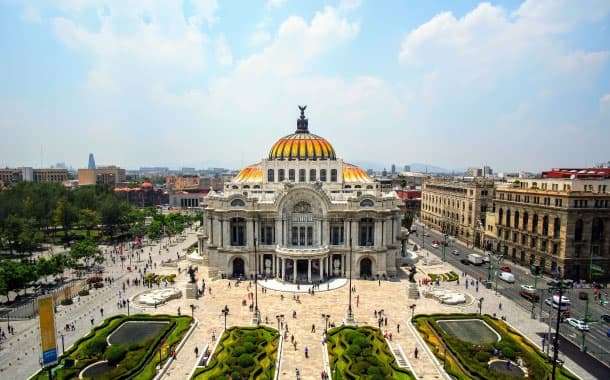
346 344 361 356
82 337 107 357
243 342 257 353
502 347 516 359
238 353 254 368
233 346 246 357
230 370 241 380
60 298 73 305
475 351 491 362
78 289 90 296
105 345 127 365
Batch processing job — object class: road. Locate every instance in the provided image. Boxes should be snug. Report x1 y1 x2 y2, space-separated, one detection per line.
413 223 610 369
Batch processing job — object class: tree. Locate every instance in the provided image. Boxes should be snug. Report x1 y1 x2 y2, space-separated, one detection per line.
53 198 77 242
402 211 414 231
17 218 44 254
0 259 37 301
79 209 101 237
69 239 102 270
36 257 54 282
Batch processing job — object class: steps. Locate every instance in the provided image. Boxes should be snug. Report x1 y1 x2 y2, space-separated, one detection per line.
407 283 420 299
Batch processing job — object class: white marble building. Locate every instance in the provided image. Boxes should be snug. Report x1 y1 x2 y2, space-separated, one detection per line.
197 107 403 283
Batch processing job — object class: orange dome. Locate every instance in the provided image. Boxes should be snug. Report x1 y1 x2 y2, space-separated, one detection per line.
234 164 262 183
268 105 336 160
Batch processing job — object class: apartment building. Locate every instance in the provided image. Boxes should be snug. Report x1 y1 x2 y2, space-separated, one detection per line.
493 168 610 281
421 178 495 248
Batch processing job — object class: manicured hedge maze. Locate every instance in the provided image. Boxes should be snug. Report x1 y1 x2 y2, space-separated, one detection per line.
412 313 579 380
326 326 415 380
193 326 279 380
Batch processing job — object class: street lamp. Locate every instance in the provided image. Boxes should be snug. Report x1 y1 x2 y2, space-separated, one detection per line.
442 233 448 262
190 304 196 319
253 236 260 324
221 306 229 330
321 314 331 332
551 281 568 380
275 314 284 332
346 220 354 323
409 304 416 318
126 299 130 316
478 297 484 315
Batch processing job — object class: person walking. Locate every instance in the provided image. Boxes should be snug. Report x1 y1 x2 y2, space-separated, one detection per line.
194 346 199 357
304 346 309 358
397 323 400 333
311 324 316 333
414 346 419 359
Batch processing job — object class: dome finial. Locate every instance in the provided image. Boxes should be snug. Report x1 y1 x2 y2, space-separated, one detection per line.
296 105 309 133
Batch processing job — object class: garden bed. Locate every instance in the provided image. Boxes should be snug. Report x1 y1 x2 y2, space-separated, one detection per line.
192 326 279 380
326 326 415 380
412 313 579 380
31 314 192 380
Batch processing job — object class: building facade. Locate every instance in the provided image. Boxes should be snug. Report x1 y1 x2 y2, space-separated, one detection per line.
78 166 126 186
0 167 67 183
198 107 403 282
421 178 495 247
493 169 610 280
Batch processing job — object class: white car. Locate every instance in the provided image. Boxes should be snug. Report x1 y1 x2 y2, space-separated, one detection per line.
482 256 490 263
451 249 459 255
431 243 439 248
521 284 536 293
565 318 589 331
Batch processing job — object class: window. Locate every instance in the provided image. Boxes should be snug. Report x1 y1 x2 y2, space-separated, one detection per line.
506 210 511 227
278 169 285 181
267 169 274 182
330 169 337 182
360 199 374 207
230 199 245 207
532 214 538 233
514 211 519 229
309 169 316 182
574 219 583 242
592 218 604 242
522 212 528 230
330 222 344 245
291 227 298 245
553 218 560 238
230 218 246 246
542 215 549 236
498 208 503 225
359 218 375 246
260 222 275 245
320 169 327 182
289 169 295 181
299 169 306 182
541 240 547 252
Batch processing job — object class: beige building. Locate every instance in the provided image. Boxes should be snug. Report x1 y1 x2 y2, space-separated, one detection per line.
78 166 126 186
493 173 610 281
421 178 495 248
0 167 67 183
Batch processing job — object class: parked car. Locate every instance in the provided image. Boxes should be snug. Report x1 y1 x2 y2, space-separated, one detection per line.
600 314 610 323
424 232 431 237
521 284 536 293
520 290 540 301
460 258 471 265
481 255 490 263
566 318 590 331
500 266 511 273
431 241 440 248
497 271 515 283
579 292 589 300
451 249 459 255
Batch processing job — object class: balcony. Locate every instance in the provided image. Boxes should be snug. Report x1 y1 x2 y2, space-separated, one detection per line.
275 245 330 257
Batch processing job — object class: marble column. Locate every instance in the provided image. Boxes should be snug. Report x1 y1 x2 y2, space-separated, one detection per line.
307 259 312 282
320 257 325 280
280 257 284 280
293 260 297 283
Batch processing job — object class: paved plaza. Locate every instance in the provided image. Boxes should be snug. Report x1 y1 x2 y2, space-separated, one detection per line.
0 230 596 380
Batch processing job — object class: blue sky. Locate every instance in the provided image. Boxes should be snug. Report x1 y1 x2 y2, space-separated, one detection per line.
1 0 609 173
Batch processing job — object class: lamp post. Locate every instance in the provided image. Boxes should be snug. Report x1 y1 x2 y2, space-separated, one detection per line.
126 299 130 316
551 281 568 380
275 314 284 332
253 236 260 324
222 306 229 330
346 220 354 323
478 297 484 315
442 233 447 262
190 304 196 319
321 314 331 332
409 304 416 318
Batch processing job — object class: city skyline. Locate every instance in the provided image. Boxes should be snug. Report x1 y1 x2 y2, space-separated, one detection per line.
1 0 610 172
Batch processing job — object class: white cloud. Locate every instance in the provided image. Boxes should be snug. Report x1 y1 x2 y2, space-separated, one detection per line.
266 0 286 9
601 93 610 113
215 35 233 66
249 30 271 47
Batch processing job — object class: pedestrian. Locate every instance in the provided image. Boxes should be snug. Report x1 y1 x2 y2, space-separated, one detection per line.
304 346 309 358
414 346 419 359
311 324 316 333
499 302 502 310
100 307 104 317
195 346 199 357
397 323 400 333
384 317 388 326
90 316 94 325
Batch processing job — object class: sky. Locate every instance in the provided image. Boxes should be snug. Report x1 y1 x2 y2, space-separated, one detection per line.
1 0 609 173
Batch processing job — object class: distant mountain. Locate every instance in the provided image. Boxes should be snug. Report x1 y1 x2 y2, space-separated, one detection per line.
408 163 456 174
348 160 463 174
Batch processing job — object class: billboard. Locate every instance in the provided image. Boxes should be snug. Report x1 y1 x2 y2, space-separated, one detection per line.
38 295 58 367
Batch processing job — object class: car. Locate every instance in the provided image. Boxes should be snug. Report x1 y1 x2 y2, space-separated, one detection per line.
520 290 540 301
481 256 490 263
460 258 471 265
601 314 610 323
566 318 590 331
521 284 536 293
500 266 511 273
451 249 459 255
424 232 431 237
431 241 440 248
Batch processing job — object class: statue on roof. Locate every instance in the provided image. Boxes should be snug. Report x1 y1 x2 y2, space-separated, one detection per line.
298 105 307 118
296 105 309 132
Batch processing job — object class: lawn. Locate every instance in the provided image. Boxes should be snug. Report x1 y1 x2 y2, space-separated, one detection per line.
192 326 279 380
326 326 416 380
412 313 579 380
31 314 192 380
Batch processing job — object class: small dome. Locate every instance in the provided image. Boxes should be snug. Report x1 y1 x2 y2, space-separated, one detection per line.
234 164 262 184
141 182 153 188
268 105 336 161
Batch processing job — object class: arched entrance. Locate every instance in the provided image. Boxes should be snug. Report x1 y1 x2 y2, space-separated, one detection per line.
232 258 245 278
360 258 372 279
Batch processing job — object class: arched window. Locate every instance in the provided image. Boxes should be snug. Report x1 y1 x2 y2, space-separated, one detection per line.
230 198 245 207
267 169 274 182
523 212 529 230
542 215 549 235
506 210 511 227
498 209 503 225
553 218 561 238
289 169 295 181
574 219 583 241
592 218 604 242
299 169 306 182
359 218 375 246
360 199 374 207
330 169 337 182
278 169 285 181
230 217 246 246
514 211 519 229
320 169 327 182
309 169 316 182
532 214 539 233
